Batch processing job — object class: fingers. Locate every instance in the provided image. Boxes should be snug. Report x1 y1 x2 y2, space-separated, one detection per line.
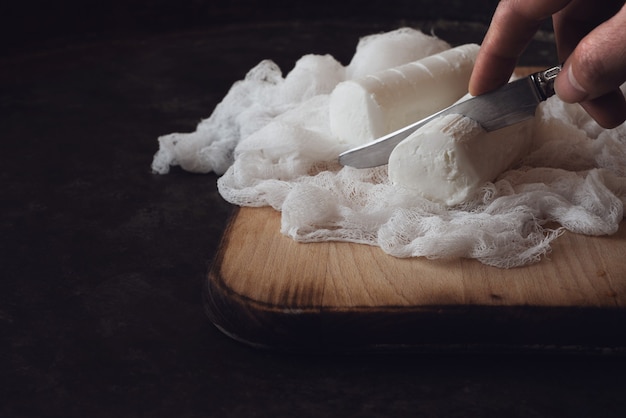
578 90 626 129
469 0 572 96
553 1 626 127
551 0 617 60
470 0 626 128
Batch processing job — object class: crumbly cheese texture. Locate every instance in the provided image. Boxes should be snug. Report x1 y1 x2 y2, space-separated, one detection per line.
388 114 534 206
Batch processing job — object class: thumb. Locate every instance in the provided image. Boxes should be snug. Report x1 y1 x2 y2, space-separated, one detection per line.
554 5 626 128
554 4 626 103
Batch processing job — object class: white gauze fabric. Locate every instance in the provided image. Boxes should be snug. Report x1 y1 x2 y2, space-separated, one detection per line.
152 28 626 268
151 27 446 175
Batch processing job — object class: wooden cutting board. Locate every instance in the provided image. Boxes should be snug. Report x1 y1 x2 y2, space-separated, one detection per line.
206 206 626 351
204 68 626 352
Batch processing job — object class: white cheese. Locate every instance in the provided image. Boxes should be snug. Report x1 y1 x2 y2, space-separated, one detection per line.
329 43 480 146
388 114 534 206
346 28 450 79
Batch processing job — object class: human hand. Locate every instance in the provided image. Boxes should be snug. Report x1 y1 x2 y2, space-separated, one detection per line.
468 0 626 128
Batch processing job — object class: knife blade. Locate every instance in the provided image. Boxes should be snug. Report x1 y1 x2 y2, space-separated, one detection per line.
338 65 561 168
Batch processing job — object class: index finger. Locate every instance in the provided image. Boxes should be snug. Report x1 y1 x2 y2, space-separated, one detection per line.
469 0 573 96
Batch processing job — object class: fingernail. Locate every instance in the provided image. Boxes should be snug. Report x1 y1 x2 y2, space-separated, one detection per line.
555 64 588 103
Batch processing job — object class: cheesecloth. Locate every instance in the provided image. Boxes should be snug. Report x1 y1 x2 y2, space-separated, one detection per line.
152 28 626 268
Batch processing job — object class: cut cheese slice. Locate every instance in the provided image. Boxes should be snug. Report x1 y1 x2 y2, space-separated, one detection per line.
388 114 534 206
329 44 480 146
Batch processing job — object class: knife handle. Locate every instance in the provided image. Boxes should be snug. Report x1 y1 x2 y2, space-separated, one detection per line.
530 65 562 100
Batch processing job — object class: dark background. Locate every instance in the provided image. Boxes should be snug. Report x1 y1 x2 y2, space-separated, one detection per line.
4 1 625 418
1 0 556 58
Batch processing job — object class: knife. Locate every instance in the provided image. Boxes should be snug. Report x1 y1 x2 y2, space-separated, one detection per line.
338 65 562 168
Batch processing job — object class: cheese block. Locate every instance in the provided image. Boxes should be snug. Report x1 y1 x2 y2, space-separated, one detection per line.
388 114 534 206
329 44 480 146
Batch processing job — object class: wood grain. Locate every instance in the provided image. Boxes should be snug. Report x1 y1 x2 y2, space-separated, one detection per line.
206 207 626 350
214 207 626 308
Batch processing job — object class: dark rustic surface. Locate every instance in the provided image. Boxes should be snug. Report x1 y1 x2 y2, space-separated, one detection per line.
2 5 626 417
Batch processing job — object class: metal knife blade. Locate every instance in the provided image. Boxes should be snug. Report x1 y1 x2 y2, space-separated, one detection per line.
338 65 561 168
